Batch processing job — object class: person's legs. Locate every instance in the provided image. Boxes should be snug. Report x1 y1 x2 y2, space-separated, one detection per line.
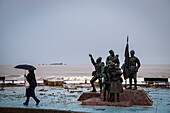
23 96 30 105
90 76 97 92
31 87 40 105
23 88 30 105
117 93 120 102
133 73 137 90
32 95 40 106
110 93 115 102
128 74 132 89
103 88 106 101
98 78 102 93
107 84 110 101
112 93 115 102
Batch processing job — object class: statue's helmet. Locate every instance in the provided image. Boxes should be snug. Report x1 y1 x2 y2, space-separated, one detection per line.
116 54 119 57
96 57 102 63
109 50 114 55
130 50 135 55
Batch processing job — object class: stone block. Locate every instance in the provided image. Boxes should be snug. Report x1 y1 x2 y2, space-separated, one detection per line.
78 89 153 107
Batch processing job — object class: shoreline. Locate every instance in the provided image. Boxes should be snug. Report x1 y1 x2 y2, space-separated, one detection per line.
1 81 169 88
1 76 170 86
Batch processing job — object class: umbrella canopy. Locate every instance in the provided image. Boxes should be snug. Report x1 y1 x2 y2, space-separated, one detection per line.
14 64 36 71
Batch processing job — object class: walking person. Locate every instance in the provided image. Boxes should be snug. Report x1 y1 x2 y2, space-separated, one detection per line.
23 70 40 106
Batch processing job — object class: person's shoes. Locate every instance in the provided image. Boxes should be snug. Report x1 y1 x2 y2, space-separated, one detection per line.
127 87 132 89
91 90 96 92
23 102 28 106
36 100 40 106
110 98 114 102
132 87 137 90
91 89 96 92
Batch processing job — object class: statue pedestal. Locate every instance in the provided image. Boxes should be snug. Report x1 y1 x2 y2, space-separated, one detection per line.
78 89 153 107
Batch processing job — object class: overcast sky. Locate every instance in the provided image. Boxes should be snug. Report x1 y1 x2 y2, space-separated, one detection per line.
0 0 170 65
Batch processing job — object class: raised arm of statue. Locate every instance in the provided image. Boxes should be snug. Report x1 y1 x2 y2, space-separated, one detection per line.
89 54 96 66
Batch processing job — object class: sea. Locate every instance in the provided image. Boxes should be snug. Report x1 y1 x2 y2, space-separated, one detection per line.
0 64 170 83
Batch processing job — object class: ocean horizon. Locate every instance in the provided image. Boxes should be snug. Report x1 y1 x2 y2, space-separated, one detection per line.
0 64 170 82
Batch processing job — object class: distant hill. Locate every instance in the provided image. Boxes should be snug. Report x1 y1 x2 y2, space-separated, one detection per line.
49 63 63 65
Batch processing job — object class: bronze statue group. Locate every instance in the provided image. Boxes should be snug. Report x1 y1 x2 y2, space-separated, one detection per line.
89 44 141 102
22 37 140 106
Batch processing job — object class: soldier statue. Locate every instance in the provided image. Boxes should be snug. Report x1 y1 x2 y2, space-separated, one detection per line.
102 65 110 101
107 60 123 102
128 50 141 90
89 54 104 92
106 50 120 67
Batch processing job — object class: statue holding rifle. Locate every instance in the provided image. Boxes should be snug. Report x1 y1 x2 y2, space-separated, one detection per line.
122 36 141 90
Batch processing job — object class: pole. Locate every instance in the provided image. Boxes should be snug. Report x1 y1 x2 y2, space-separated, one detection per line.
24 70 26 87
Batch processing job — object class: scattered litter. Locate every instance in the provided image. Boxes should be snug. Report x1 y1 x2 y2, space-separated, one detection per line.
39 93 45 95
39 89 48 92
69 90 83 93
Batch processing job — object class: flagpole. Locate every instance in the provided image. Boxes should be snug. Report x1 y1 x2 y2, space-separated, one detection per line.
126 36 128 89
125 35 129 89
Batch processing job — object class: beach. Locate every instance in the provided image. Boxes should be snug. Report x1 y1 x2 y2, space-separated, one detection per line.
0 64 170 83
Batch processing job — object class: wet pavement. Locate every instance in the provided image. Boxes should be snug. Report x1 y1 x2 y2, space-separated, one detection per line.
0 86 170 113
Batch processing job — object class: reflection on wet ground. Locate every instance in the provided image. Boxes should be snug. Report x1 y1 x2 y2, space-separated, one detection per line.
0 86 170 113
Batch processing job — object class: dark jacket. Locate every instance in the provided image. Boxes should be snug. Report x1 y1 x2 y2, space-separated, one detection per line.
26 71 37 87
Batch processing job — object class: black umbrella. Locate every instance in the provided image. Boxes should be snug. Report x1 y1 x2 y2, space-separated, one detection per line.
14 64 36 71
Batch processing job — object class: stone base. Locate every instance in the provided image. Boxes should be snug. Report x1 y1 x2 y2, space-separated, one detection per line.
77 92 100 101
82 97 132 107
78 89 153 107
